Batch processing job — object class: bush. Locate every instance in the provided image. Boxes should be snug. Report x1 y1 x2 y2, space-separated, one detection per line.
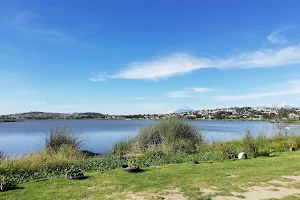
45 126 82 150
242 130 259 158
65 166 85 180
205 140 243 159
132 118 204 153
0 175 17 192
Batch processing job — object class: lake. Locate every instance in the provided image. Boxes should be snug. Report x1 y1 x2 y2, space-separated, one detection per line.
0 120 299 156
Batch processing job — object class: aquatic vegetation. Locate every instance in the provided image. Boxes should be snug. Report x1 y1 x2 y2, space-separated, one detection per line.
45 126 82 151
131 117 204 153
110 137 134 156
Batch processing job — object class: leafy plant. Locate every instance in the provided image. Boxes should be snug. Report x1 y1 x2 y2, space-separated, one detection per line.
135 153 145 168
66 166 85 180
0 175 17 192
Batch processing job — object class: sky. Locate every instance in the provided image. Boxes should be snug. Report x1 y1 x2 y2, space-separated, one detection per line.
1 0 300 115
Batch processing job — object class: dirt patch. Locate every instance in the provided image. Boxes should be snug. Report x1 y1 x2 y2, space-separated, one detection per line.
162 190 187 200
213 175 300 200
87 186 96 190
122 175 300 200
125 189 187 200
126 192 145 200
201 188 219 196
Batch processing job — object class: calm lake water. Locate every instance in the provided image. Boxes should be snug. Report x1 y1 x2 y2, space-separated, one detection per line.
0 120 300 156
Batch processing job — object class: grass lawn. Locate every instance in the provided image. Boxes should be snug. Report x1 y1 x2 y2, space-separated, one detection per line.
2 151 300 200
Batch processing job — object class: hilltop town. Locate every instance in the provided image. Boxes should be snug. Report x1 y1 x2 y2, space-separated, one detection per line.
1 107 300 122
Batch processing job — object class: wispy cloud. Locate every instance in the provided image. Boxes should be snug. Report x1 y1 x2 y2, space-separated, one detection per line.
11 11 98 49
90 73 106 82
25 101 49 105
0 71 18 82
1 89 38 96
168 87 213 98
52 105 81 109
217 80 300 101
168 90 190 98
267 26 294 44
131 97 143 100
105 44 300 80
192 87 213 93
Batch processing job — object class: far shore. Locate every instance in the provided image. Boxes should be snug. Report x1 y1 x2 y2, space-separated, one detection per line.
1 118 298 123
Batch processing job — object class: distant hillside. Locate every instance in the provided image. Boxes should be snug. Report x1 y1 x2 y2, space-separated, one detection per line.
174 106 195 113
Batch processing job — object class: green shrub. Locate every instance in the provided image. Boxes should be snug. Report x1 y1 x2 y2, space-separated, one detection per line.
132 118 204 153
143 145 167 157
242 130 259 158
65 166 85 180
45 126 82 150
0 175 17 192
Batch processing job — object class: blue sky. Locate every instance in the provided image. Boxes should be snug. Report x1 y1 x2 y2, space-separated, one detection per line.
1 0 300 115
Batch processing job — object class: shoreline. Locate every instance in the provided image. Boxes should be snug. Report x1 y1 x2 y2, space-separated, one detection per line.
1 118 299 124
0 118 271 123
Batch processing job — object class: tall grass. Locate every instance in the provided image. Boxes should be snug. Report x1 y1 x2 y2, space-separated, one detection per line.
0 146 85 174
0 151 6 162
242 130 259 157
110 137 134 156
45 126 82 150
130 118 204 154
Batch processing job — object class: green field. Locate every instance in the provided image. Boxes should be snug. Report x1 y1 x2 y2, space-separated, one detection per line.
2 151 300 200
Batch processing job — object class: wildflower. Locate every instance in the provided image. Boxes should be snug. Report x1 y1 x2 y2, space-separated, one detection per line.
274 143 281 148
136 153 144 158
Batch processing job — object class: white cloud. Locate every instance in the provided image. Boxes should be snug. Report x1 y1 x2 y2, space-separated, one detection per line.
90 73 106 82
168 87 213 98
1 89 38 96
11 11 98 49
107 44 300 80
267 26 293 44
217 80 300 101
168 90 190 98
112 53 212 80
25 101 49 105
12 11 37 26
192 87 212 93
131 97 143 100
